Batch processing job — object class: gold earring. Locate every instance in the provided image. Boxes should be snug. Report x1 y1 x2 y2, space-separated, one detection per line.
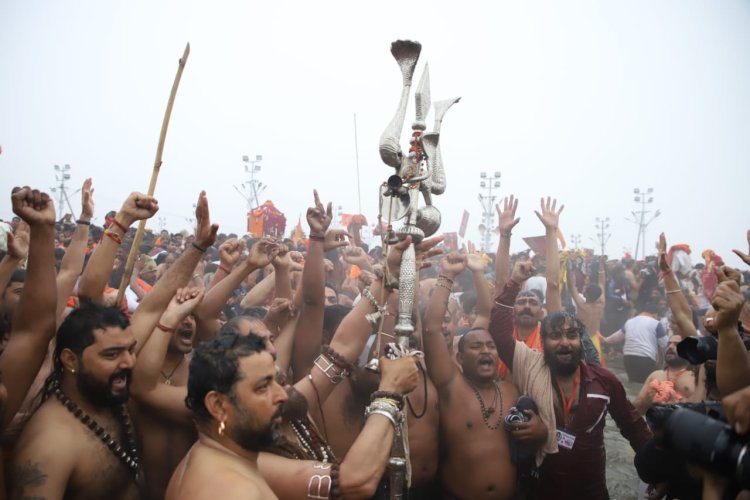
218 420 226 436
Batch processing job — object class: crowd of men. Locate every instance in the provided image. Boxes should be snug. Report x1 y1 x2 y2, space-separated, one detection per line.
0 180 749 500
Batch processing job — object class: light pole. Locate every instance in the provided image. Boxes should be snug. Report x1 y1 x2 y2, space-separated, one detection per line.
625 188 660 260
477 171 501 252
570 234 582 249
234 155 265 211
50 164 76 217
593 217 611 256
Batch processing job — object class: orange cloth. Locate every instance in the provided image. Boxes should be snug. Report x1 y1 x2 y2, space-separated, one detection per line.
649 379 682 403
499 323 541 379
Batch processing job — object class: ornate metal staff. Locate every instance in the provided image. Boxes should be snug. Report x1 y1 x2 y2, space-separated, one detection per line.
116 43 190 306
372 39 460 500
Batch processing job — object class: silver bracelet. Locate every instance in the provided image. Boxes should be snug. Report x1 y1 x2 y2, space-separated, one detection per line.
366 408 400 429
362 286 384 327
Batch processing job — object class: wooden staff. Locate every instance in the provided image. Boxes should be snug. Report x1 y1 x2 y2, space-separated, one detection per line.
116 43 191 306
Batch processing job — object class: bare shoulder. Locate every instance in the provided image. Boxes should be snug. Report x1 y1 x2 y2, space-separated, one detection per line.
11 400 80 498
499 379 519 401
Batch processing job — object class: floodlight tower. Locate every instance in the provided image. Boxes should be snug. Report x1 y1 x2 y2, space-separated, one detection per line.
593 217 611 256
477 171 501 252
50 164 76 217
234 155 265 211
626 188 661 260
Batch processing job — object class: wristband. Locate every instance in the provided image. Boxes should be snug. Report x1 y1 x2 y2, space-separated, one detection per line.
218 264 231 274
156 322 176 333
191 242 207 253
103 230 122 245
76 219 91 226
110 218 128 233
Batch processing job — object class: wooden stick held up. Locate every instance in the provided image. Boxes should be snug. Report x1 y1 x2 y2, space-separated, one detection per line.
116 43 191 306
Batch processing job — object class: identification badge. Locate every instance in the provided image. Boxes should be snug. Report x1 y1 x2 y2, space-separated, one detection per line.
556 429 576 450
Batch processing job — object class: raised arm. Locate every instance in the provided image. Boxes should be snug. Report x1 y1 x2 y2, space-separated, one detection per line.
130 287 204 424
55 178 94 323
259 356 418 499
291 190 347 380
78 192 159 302
658 233 697 337
0 187 57 429
466 252 491 330
713 267 749 396
423 253 465 390
129 191 217 353
489 261 535 369
535 196 563 313
238 268 274 309
566 261 585 309
0 221 28 296
494 195 519 292
207 237 244 292
195 239 280 339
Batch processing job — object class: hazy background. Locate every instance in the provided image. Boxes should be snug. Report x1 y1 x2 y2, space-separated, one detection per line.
1 0 748 263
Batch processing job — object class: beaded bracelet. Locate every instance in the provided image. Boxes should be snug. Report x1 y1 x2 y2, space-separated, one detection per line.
330 462 342 500
309 233 325 242
76 219 91 226
321 345 356 374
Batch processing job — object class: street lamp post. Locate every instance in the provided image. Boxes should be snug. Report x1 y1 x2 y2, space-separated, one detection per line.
477 171 501 252
626 188 660 260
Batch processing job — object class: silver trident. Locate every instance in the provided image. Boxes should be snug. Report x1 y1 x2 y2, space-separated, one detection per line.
377 40 460 352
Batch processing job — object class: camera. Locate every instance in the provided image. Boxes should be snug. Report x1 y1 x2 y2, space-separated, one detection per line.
641 402 750 491
677 335 717 365
503 395 537 432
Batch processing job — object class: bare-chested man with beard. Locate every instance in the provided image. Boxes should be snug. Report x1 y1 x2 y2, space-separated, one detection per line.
423 253 547 499
632 335 702 414
9 191 164 500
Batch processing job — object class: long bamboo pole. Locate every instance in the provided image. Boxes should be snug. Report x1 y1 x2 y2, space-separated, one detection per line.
116 43 191 306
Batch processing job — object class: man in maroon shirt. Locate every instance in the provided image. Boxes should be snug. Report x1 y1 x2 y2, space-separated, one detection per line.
490 261 652 500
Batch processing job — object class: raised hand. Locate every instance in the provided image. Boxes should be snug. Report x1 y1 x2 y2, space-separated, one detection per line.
6 221 30 260
440 252 467 279
466 252 486 273
732 230 750 267
80 178 94 220
323 229 350 252
162 287 204 325
219 238 245 269
342 246 369 267
264 297 297 331
246 239 281 269
658 233 671 274
306 189 333 237
534 196 564 231
496 194 520 236
118 192 159 227
194 191 219 250
272 245 292 271
511 260 536 284
11 187 56 227
378 356 419 395
712 267 745 331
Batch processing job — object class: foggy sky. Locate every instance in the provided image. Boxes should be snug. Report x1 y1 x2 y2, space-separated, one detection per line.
1 0 748 264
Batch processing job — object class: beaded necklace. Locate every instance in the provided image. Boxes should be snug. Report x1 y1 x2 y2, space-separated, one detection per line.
290 417 337 463
53 382 140 478
467 379 503 430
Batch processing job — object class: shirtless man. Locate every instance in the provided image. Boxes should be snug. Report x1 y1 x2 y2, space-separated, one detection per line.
632 335 702 414
423 253 546 499
9 191 161 500
167 334 287 500
566 255 607 347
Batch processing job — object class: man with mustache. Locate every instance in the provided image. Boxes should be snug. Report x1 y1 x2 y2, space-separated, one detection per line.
422 252 546 499
632 335 702 414
490 260 652 499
